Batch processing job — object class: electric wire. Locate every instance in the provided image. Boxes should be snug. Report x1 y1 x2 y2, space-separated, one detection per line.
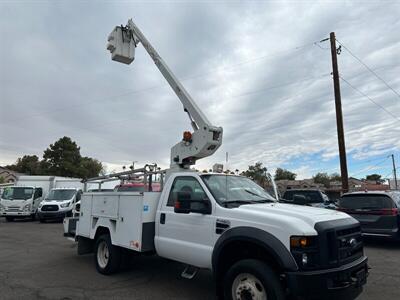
349 156 390 177
339 75 400 123
336 39 400 100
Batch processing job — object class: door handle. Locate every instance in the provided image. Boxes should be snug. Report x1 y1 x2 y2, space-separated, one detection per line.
160 213 166 224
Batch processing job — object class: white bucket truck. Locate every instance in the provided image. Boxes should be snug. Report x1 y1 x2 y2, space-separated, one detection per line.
64 20 368 300
1 176 81 222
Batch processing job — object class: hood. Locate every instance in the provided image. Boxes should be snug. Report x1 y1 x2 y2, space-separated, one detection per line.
234 202 349 229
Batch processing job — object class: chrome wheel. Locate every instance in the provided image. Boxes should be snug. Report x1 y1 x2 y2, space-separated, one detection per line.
97 240 110 269
232 273 267 300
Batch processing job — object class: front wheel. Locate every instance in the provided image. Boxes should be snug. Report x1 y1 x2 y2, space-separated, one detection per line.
5 216 14 222
95 234 121 275
223 259 285 300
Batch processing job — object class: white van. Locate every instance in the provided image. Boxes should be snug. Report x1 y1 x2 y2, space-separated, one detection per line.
38 188 82 222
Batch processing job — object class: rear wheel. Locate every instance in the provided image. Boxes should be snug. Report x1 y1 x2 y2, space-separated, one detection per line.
95 234 121 275
223 259 285 300
5 217 14 222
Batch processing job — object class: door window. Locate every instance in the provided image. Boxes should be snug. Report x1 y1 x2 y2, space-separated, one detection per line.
34 188 43 199
167 177 207 207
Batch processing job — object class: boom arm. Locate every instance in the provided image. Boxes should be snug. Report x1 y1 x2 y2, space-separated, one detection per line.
107 19 223 169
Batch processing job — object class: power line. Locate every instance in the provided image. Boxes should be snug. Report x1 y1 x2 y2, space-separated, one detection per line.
339 75 400 123
349 156 390 177
336 39 400 100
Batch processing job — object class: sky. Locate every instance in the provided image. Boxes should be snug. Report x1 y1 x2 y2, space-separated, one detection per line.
0 0 399 179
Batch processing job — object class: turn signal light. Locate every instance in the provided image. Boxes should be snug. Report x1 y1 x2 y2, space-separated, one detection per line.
290 236 313 248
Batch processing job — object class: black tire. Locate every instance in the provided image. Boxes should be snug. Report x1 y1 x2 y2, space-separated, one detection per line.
5 217 14 222
31 213 36 221
94 234 121 275
39 218 46 223
223 259 285 300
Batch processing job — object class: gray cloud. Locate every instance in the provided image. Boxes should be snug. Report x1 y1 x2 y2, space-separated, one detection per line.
1 1 399 178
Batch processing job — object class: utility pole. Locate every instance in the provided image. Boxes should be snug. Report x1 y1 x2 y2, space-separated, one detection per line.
391 154 398 190
329 32 349 193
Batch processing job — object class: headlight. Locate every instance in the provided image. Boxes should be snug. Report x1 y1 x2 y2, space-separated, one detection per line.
60 202 71 208
0 203 4 211
24 204 31 211
38 203 43 208
290 236 318 270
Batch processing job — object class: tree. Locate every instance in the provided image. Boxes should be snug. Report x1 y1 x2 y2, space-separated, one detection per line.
329 173 341 182
365 174 384 183
313 172 330 187
77 157 103 179
242 162 268 186
42 137 82 177
274 168 297 180
0 176 5 184
6 136 104 178
6 155 41 175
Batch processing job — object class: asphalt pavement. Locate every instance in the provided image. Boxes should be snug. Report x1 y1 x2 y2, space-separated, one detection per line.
0 217 399 300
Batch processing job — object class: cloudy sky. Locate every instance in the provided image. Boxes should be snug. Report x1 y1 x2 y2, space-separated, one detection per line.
1 0 399 179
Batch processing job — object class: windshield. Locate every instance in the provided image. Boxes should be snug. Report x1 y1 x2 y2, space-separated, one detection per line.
1 187 34 200
339 194 394 210
46 189 76 201
201 175 276 206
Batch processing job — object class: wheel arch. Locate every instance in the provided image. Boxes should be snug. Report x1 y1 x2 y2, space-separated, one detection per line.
212 226 298 277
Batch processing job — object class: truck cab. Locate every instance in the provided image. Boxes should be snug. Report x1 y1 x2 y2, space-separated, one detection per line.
38 188 82 222
0 186 43 221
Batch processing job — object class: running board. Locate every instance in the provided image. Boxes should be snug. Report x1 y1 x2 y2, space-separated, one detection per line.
181 265 199 279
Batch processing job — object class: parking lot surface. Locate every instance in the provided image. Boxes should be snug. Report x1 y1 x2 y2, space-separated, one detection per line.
0 218 399 300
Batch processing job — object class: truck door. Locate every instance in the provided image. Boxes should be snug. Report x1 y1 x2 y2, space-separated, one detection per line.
33 188 43 210
156 176 217 268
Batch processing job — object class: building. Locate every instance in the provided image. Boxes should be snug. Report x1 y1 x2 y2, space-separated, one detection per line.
0 167 23 184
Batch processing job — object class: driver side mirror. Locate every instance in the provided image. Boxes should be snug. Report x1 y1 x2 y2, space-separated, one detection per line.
174 191 212 214
293 194 308 205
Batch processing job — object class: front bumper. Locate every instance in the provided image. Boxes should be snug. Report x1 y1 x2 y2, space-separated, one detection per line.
1 211 33 217
38 210 72 219
286 256 368 299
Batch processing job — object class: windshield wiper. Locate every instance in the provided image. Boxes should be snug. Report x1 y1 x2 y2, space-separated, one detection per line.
244 189 274 201
222 200 258 207
222 199 274 208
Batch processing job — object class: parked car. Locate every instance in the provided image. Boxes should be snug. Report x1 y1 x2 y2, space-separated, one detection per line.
338 191 400 240
281 189 337 209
